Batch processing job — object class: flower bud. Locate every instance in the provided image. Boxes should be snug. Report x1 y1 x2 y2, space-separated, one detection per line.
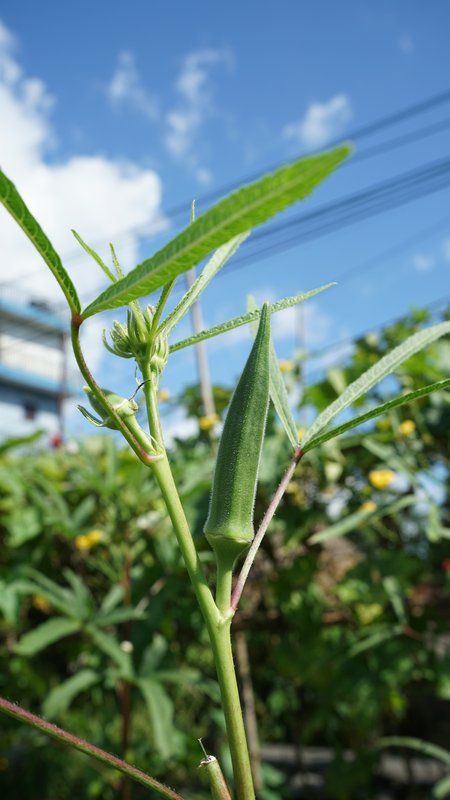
83 387 138 430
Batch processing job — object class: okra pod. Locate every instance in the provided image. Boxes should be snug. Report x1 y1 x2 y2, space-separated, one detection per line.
204 303 271 567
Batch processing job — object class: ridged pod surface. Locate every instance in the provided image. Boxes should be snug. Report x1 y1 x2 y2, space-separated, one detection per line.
204 303 271 566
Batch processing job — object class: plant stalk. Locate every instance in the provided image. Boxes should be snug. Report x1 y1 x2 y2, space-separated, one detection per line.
142 375 255 799
0 696 183 800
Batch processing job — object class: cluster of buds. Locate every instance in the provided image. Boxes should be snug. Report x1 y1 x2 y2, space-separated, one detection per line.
103 305 169 376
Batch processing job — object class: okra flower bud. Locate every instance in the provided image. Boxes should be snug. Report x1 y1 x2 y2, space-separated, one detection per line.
204 303 271 568
103 305 168 376
82 387 139 430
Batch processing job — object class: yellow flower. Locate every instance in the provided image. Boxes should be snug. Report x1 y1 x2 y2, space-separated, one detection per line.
297 426 306 442
278 359 294 373
368 469 395 490
199 413 219 431
158 388 171 402
75 529 103 551
32 594 51 613
399 419 416 437
360 500 376 513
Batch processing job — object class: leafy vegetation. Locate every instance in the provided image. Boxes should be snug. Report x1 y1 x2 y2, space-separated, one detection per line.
0 145 449 799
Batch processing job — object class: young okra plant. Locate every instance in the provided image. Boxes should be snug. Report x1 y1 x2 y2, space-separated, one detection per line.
1 145 450 800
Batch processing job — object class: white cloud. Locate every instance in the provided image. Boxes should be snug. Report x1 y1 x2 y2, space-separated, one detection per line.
0 19 165 308
106 50 158 121
283 94 352 150
399 33 414 55
413 253 434 272
164 48 233 182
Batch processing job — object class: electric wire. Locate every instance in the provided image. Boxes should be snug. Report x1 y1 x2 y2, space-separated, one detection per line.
2 88 450 287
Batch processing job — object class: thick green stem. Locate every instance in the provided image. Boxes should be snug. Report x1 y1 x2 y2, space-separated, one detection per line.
142 375 255 799
211 624 255 800
151 453 220 626
215 561 233 616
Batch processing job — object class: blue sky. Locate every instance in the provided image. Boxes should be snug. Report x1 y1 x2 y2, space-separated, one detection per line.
0 3 449 437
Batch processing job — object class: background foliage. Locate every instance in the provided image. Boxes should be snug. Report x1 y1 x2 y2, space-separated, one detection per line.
0 308 449 799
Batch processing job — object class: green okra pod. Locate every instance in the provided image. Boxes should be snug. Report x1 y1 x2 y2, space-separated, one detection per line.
204 302 271 568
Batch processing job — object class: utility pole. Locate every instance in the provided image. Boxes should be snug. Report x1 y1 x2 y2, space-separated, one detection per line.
185 266 216 418
186 200 216 420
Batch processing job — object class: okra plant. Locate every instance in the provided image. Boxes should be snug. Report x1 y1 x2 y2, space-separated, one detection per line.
1 145 450 800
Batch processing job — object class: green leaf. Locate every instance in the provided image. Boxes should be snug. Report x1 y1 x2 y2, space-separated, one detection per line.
15 617 80 656
0 170 81 314
43 669 99 718
81 146 350 318
100 585 125 613
62 569 94 620
301 320 450 449
170 283 334 352
94 607 143 627
87 627 134 677
347 624 404 658
0 430 44 455
309 495 418 544
378 736 450 766
434 775 450 799
159 232 250 335
138 678 176 759
303 379 450 452
247 295 299 447
72 229 117 283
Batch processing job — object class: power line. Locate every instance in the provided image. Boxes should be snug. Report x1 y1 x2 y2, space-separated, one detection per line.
3 159 450 357
3 88 450 289
221 155 450 272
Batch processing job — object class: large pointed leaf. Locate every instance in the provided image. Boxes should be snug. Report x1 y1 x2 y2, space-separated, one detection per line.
303 378 450 452
138 678 176 759
247 295 299 447
170 284 334 352
301 320 450 449
15 617 80 656
81 146 350 318
159 232 250 335
0 171 80 313
43 669 99 718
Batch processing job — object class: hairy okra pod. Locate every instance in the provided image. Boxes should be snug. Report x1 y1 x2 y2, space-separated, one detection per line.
204 302 271 568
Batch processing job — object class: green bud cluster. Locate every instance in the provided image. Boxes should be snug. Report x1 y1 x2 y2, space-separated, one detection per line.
103 305 168 376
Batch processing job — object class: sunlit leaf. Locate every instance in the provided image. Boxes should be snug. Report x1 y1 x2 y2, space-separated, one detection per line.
170 284 334 352
81 146 350 317
0 170 80 313
159 232 250 335
302 321 450 449
72 229 116 283
302 378 450 452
